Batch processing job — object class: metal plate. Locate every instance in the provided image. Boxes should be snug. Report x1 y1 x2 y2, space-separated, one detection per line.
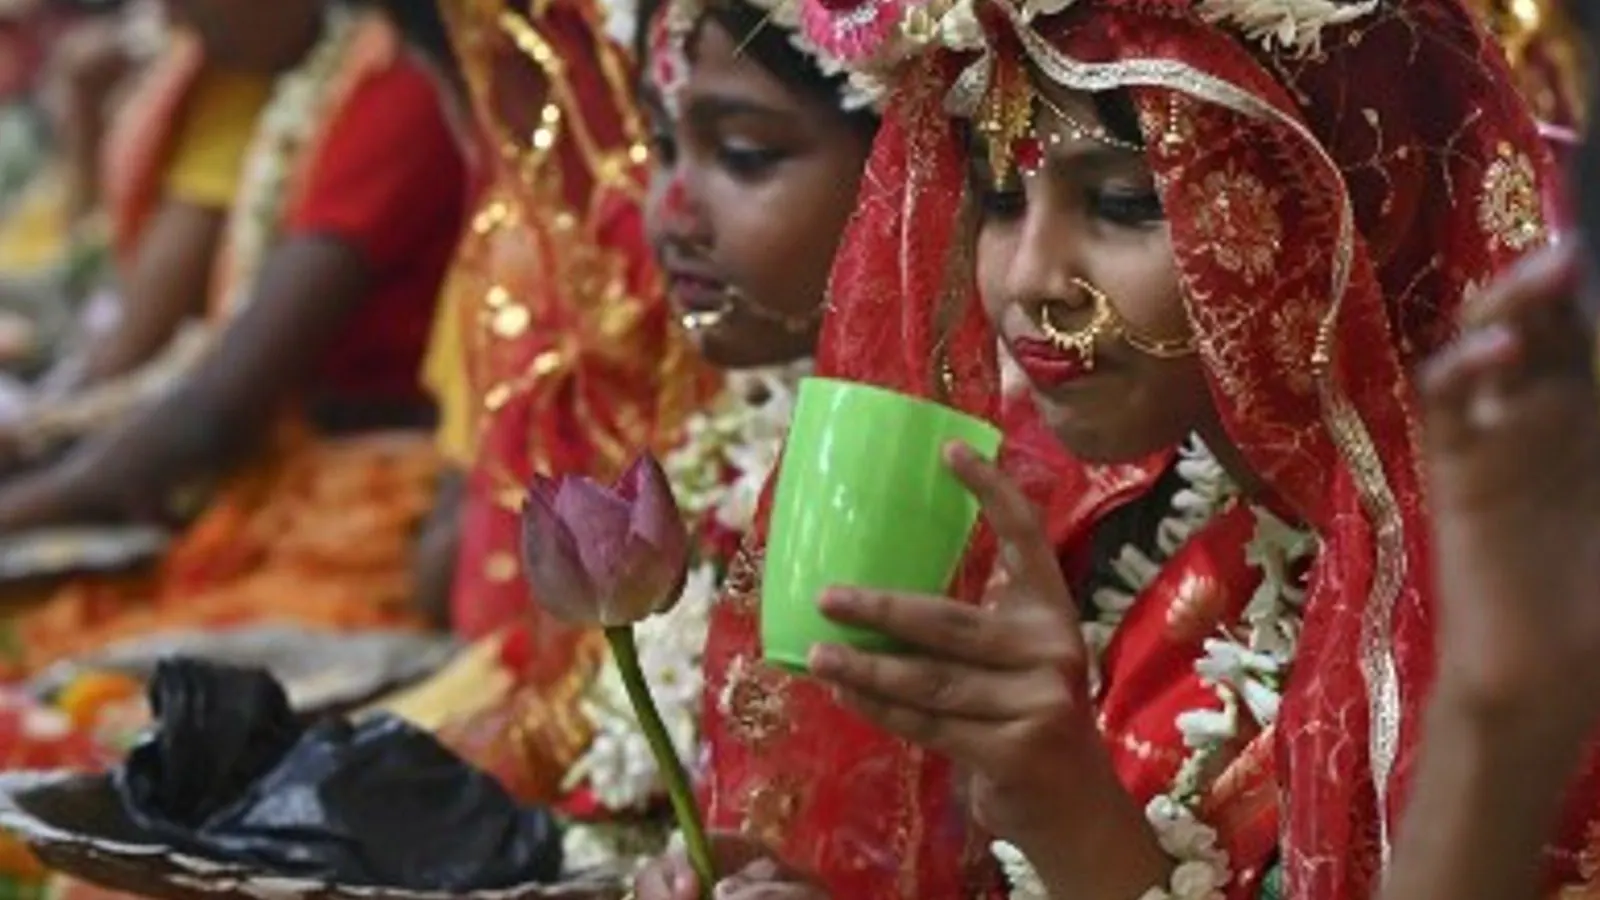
0 528 168 584
26 628 460 713
0 772 624 900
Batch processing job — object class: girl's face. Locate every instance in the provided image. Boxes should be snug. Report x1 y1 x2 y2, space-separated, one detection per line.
644 18 872 369
974 83 1216 463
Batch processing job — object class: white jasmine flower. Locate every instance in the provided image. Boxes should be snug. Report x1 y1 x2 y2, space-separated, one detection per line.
1089 586 1137 627
1237 677 1282 725
1175 692 1237 749
1170 859 1227 897
1021 0 1079 21
1195 0 1379 57
992 842 1048 900
938 0 985 50
1109 544 1163 595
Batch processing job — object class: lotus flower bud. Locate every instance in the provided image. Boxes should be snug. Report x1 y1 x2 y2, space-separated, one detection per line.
519 455 691 627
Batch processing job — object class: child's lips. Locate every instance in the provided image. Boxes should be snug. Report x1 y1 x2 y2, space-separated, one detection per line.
1010 336 1095 388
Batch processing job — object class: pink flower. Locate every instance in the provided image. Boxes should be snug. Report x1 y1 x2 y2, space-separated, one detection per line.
799 0 907 66
520 455 691 627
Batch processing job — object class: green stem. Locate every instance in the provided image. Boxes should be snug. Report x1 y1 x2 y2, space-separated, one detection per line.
604 625 716 898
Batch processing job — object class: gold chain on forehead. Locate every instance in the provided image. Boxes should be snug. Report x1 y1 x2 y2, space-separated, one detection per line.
975 50 1035 189
975 62 1152 188
1033 88 1145 154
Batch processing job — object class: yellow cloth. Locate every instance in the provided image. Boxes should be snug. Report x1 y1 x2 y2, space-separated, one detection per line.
161 69 273 207
422 294 475 466
0 170 68 272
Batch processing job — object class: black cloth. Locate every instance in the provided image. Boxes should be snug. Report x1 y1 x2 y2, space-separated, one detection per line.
115 658 564 891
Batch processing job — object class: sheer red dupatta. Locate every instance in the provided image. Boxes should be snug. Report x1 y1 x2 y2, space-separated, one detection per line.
441 0 714 649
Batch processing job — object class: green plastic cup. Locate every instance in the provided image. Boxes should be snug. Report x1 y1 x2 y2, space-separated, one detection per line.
761 377 1003 673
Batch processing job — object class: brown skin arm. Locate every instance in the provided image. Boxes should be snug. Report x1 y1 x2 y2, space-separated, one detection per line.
1381 699 1584 900
1383 9 1600 890
44 17 137 224
0 235 371 530
1385 246 1600 899
61 200 225 389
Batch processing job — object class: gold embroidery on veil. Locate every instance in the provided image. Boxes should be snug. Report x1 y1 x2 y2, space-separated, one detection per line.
437 0 706 497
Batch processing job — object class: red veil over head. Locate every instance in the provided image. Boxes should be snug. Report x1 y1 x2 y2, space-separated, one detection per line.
705 0 1599 897
439 0 717 647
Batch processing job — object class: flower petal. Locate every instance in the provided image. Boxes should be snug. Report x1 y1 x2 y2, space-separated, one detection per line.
528 473 561 509
597 532 689 625
520 488 600 623
552 477 634 592
624 455 691 565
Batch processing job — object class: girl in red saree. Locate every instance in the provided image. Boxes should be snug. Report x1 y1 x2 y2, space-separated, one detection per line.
639 1 1293 898
639 1 1598 899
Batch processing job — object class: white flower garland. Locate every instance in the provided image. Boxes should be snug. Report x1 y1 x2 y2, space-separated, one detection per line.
664 361 809 535
1171 507 1314 803
816 0 1381 109
1138 796 1234 900
995 434 1315 899
560 362 808 861
669 0 1382 137
563 563 720 811
994 842 1048 900
1083 438 1235 662
560 819 674 876
995 798 1231 900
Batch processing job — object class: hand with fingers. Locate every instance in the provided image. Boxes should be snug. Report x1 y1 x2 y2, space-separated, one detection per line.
1386 241 1600 900
633 833 828 900
805 442 1171 900
1421 242 1600 735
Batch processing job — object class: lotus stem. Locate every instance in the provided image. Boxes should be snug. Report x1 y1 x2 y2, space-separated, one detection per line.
604 626 715 898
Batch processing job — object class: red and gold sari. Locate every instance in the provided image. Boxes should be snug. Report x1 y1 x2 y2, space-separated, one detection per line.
435 0 713 648
695 1 1593 897
405 0 714 798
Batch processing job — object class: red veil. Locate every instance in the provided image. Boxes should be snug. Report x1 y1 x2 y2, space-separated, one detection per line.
704 0 1600 897
439 0 716 651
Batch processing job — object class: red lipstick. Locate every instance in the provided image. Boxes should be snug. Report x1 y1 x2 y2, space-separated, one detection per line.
1010 336 1094 389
